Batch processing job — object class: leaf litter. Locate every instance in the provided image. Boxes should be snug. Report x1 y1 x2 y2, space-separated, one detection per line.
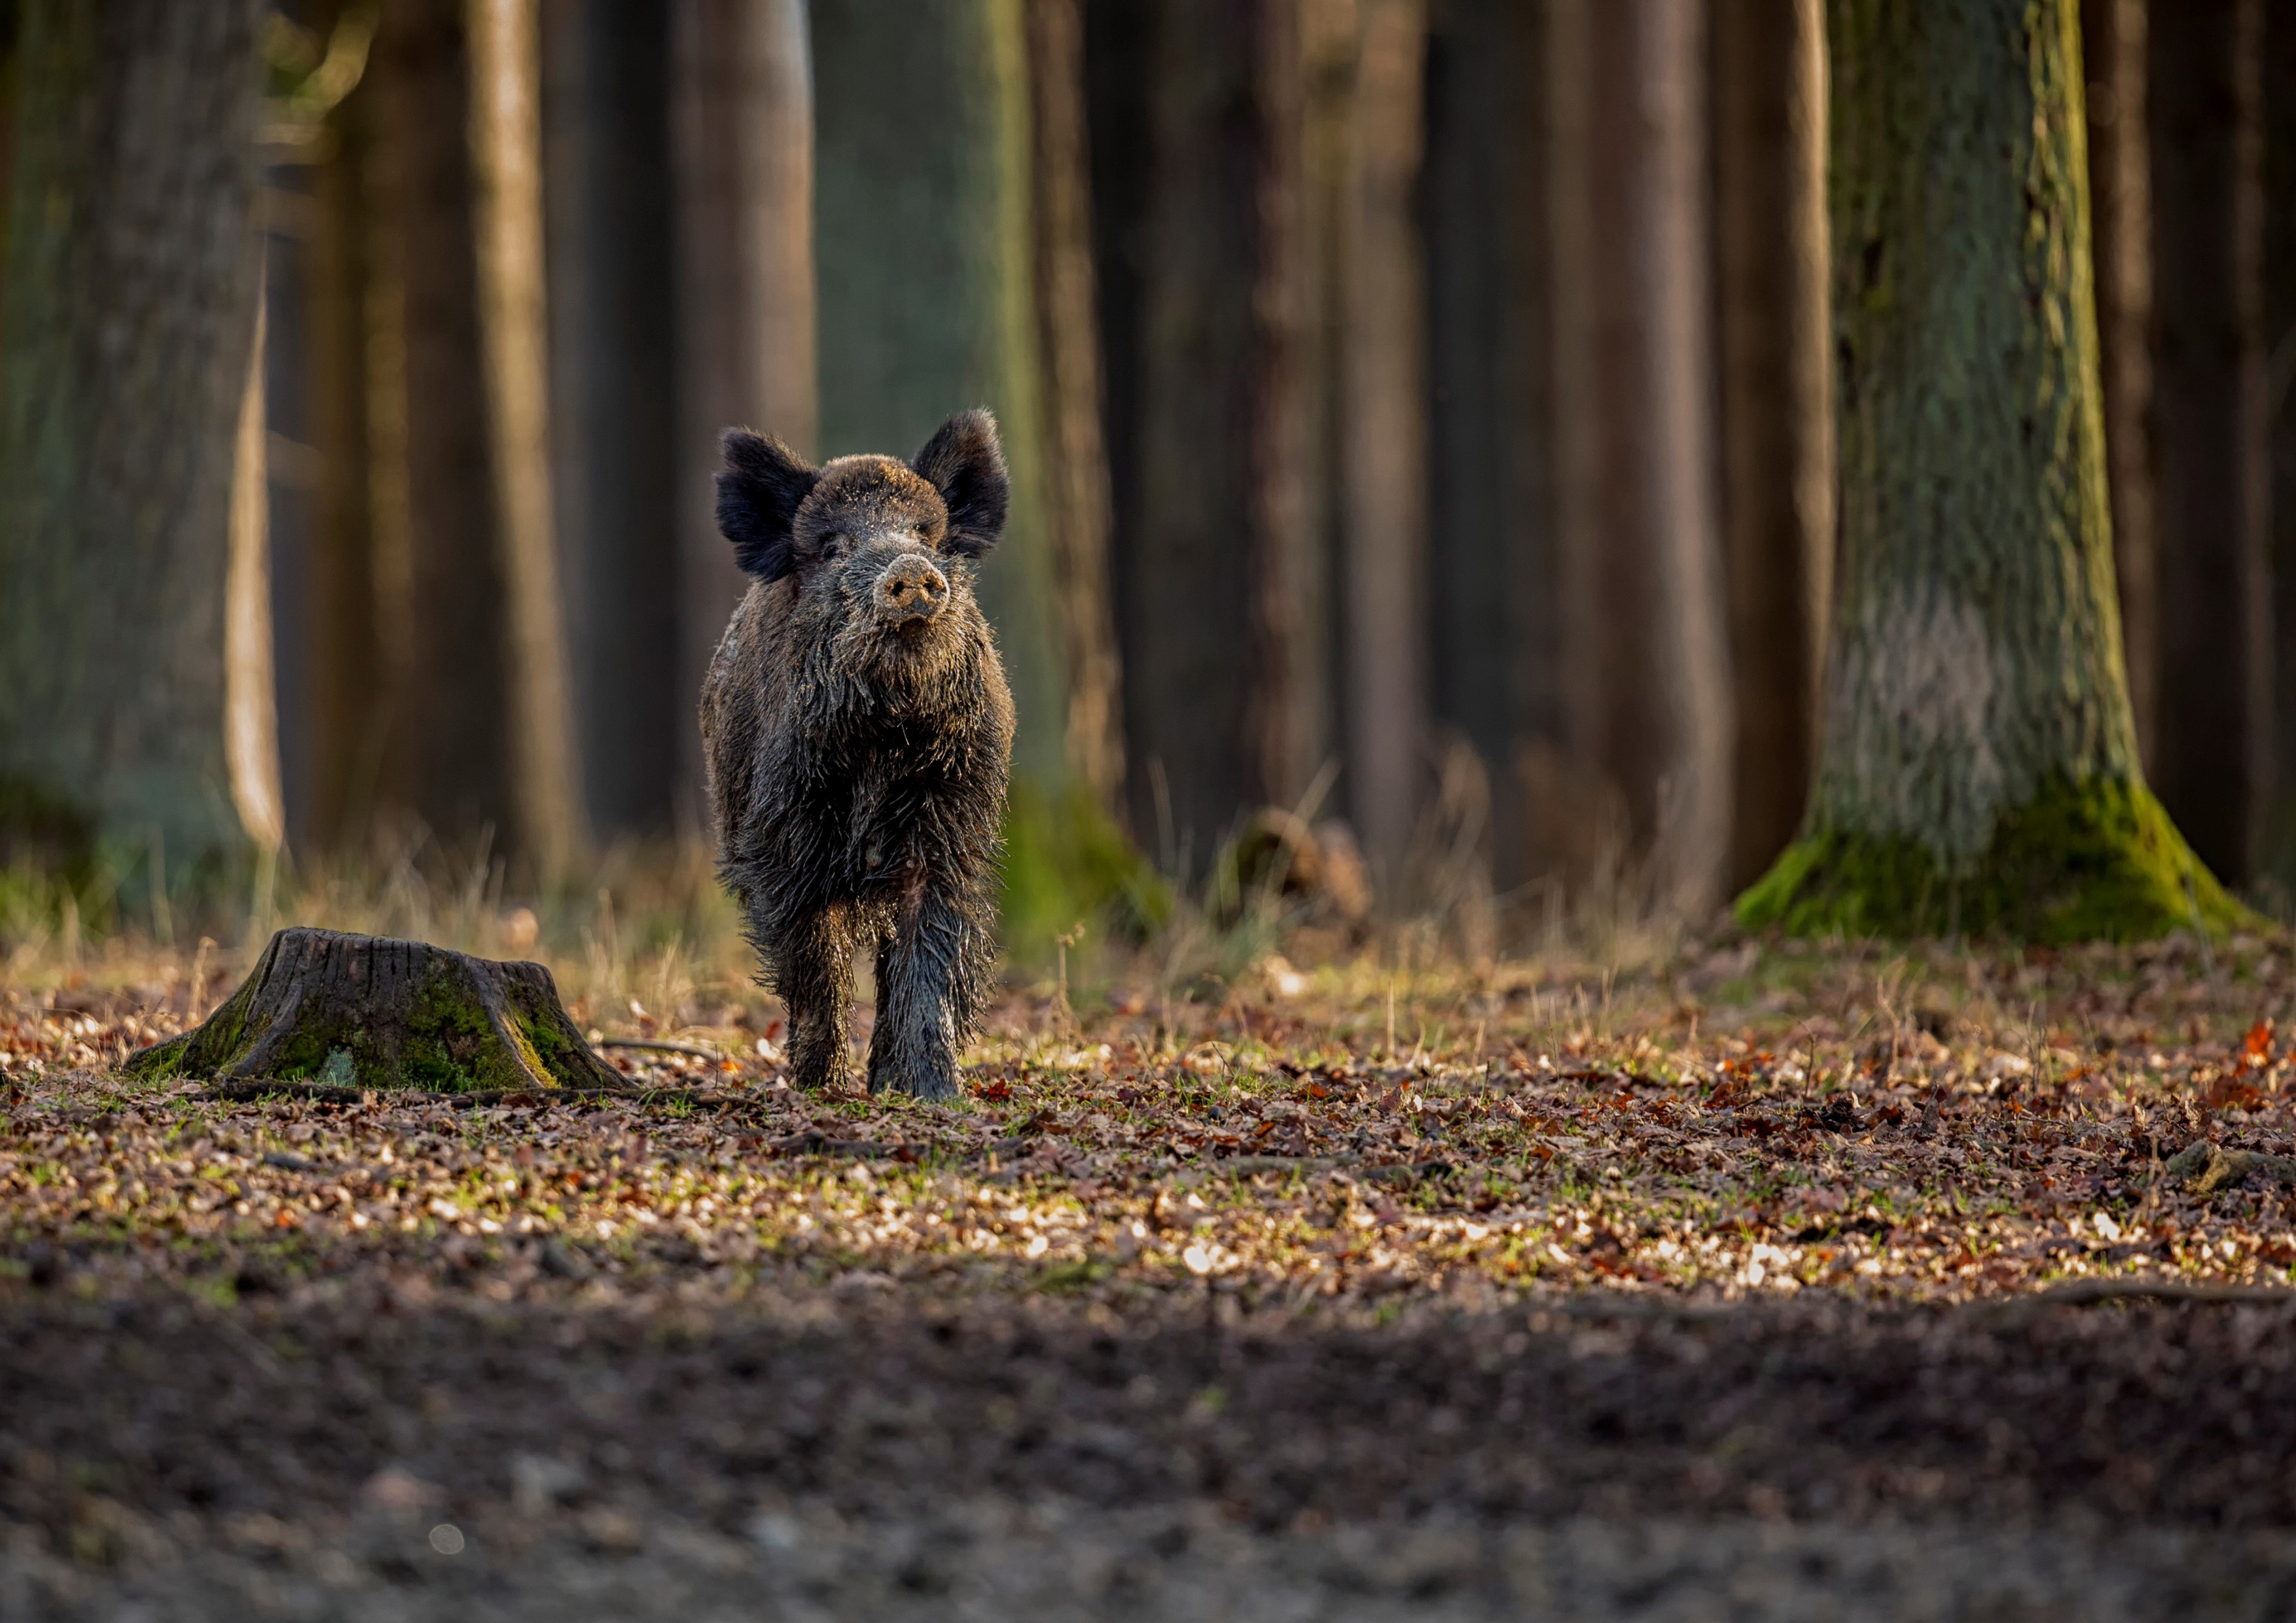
7 931 2296 1616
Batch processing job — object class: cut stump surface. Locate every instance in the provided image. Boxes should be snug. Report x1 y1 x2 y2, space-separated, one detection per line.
127 928 618 1094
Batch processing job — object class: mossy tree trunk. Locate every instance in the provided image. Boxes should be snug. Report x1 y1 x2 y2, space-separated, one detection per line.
0 0 268 889
129 927 619 1093
812 0 1061 789
815 0 1146 950
1738 0 2234 941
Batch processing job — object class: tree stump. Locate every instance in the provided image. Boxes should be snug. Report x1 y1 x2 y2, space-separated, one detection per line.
127 928 619 1093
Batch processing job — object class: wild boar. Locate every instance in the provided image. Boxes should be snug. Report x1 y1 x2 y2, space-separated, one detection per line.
701 411 1014 1099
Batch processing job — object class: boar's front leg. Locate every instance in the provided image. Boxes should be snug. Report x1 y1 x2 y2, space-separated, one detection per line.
772 903 856 1092
867 872 992 1101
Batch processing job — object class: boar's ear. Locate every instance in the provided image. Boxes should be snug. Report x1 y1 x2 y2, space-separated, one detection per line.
717 429 818 579
911 409 1009 558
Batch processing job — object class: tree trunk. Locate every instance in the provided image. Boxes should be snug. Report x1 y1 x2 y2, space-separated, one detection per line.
128 926 619 1093
226 294 286 858
2081 0 2156 772
1338 0 1429 898
1551 0 1732 919
1026 0 1126 816
2267 0 2296 893
366 0 512 853
1122 0 1254 872
1713 0 1831 896
1424 0 1558 902
816 0 1100 944
541 0 679 840
672 0 815 830
469 0 583 876
296 42 395 854
1291 0 1355 824
1083 0 1153 834
0 3 19 329
2148 0 2267 890
1245 1 1314 830
1117 0 1306 878
1738 0 2232 941
0 0 268 887
259 5 401 860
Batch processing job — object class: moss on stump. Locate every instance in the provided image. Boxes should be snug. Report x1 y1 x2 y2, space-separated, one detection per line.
126 927 618 1092
1736 776 2248 943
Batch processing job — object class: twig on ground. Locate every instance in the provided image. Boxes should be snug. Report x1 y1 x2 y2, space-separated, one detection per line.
596 1037 726 1060
2159 1139 2296 1196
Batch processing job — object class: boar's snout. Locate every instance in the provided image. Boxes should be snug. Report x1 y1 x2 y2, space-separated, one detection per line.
874 552 949 626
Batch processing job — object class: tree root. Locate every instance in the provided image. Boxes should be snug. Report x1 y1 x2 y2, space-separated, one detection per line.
192 1079 730 1113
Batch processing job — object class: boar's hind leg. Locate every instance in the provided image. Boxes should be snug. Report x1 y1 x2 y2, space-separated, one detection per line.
774 905 855 1092
868 880 991 1101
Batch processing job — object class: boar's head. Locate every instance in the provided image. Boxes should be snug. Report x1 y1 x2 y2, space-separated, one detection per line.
715 409 1007 685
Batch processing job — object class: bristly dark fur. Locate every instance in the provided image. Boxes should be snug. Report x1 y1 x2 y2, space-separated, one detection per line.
908 408 1008 558
700 410 1015 1099
716 430 819 580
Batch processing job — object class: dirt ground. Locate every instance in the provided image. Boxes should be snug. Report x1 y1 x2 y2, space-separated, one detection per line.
7 931 2296 1618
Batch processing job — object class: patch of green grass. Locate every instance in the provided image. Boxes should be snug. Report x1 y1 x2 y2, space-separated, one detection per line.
1738 774 2251 943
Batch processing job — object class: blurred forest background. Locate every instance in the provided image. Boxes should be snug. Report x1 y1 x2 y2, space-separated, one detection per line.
1 0 2294 969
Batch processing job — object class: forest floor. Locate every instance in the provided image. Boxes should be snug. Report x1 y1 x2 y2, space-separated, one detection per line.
7 924 2296 1618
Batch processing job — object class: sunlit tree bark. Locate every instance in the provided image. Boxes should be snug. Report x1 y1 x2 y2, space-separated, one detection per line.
226 297 285 859
469 0 583 875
